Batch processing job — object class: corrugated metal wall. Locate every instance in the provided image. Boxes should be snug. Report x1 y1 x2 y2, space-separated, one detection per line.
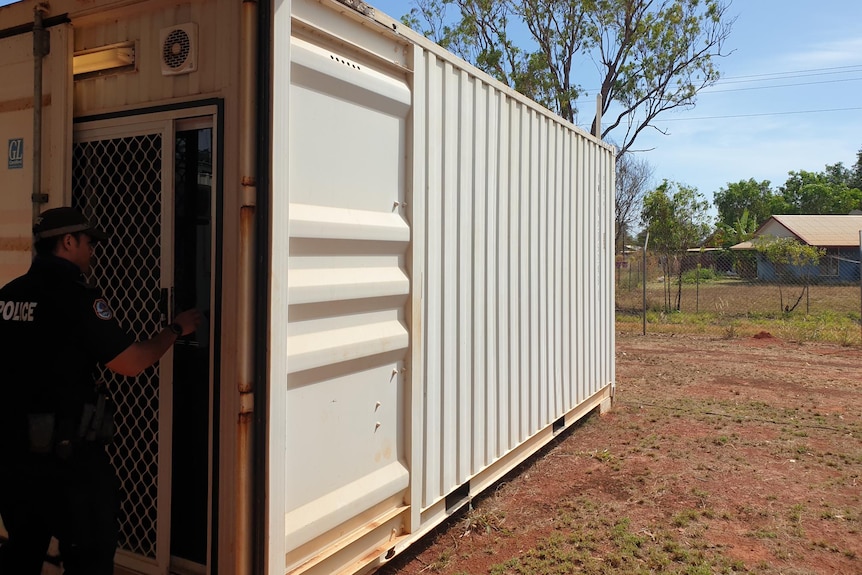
275 3 615 573
409 46 616 511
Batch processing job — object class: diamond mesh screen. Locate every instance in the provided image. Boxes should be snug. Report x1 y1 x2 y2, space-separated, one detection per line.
72 134 164 559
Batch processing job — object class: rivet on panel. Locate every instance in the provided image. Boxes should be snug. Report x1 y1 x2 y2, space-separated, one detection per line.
375 422 381 431
375 401 381 411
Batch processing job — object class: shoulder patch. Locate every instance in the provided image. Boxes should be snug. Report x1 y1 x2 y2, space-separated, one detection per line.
93 298 114 320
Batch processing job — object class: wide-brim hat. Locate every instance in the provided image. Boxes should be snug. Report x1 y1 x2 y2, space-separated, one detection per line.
33 207 109 242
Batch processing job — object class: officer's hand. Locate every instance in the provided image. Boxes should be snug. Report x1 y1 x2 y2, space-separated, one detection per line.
173 308 203 336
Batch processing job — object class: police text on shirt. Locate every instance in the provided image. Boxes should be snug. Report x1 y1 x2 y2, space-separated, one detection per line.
0 301 38 322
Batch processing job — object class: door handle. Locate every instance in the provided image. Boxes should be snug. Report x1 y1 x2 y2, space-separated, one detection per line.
159 287 173 324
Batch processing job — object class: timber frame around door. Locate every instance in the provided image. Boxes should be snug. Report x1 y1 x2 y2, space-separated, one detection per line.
72 103 220 575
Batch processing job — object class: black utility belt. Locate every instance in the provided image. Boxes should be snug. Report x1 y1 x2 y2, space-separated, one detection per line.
27 393 116 458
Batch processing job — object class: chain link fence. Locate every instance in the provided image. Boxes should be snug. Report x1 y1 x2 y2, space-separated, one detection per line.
615 248 862 345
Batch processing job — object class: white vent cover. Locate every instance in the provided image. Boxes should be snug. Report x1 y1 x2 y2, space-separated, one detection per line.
159 23 198 75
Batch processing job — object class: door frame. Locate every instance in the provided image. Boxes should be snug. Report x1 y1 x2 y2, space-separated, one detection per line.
72 102 222 575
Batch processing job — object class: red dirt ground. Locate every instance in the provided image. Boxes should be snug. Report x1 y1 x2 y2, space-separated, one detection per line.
379 332 862 575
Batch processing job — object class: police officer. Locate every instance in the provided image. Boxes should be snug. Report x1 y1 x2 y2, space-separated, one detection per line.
0 207 202 574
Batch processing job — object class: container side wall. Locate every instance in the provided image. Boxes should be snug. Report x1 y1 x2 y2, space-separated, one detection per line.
276 2 615 574
414 43 616 511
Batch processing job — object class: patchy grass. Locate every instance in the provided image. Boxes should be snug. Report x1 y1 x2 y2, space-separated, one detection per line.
380 334 862 575
617 278 862 345
487 509 744 575
617 279 861 317
616 309 862 345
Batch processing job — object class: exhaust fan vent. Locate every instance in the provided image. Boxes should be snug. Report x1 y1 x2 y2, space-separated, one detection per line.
160 23 197 75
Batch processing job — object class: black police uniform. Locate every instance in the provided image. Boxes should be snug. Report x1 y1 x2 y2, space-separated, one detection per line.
0 254 133 575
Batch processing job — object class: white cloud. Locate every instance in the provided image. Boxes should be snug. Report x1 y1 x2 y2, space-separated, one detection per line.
781 37 862 68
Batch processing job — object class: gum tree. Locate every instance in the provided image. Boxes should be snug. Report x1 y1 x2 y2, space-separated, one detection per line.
401 0 735 158
615 152 654 253
641 180 711 311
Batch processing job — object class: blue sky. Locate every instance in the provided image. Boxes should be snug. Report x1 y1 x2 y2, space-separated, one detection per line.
370 0 862 209
3 0 859 208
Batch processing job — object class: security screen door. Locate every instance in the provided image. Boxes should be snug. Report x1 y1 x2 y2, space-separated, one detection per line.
72 110 215 575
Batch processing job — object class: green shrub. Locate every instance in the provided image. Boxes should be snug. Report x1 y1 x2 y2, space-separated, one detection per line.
679 267 719 284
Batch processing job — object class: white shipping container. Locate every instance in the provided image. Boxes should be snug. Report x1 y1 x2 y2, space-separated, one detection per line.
0 0 615 574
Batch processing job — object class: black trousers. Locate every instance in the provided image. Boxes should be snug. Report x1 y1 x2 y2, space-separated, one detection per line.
0 445 119 575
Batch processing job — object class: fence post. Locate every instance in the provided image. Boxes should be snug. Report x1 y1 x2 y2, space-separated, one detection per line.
643 232 650 336
696 263 701 314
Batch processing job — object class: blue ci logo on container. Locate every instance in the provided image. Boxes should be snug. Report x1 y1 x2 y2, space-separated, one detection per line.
8 139 24 169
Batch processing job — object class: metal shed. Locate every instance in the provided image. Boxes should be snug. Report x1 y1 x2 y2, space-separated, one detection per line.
0 0 616 573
